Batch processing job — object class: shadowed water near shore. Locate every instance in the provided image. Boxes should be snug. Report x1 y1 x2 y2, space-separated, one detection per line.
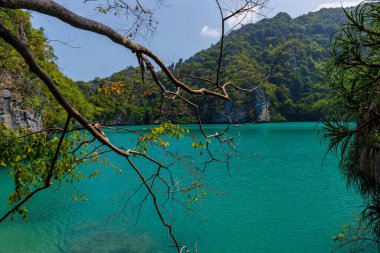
67 231 155 253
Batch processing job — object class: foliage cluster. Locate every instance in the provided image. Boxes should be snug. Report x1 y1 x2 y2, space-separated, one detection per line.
77 67 163 125
0 123 100 219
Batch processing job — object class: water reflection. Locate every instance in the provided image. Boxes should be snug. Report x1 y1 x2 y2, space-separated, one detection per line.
67 231 156 253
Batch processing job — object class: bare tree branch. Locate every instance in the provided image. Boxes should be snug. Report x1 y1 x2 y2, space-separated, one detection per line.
0 0 233 99
0 1 269 251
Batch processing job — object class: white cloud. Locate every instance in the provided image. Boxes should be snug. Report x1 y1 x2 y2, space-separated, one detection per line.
200 26 220 38
316 0 363 10
226 9 261 30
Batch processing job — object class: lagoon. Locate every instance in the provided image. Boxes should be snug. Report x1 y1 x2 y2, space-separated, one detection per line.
0 123 364 252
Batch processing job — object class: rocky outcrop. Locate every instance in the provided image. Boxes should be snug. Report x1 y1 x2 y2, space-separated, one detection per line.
202 87 270 123
0 82 42 131
206 100 248 123
254 88 270 122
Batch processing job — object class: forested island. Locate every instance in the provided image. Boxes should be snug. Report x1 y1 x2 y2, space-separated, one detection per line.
79 8 349 125
1 1 380 253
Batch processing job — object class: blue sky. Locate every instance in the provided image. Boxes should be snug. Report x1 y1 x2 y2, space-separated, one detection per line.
31 0 362 81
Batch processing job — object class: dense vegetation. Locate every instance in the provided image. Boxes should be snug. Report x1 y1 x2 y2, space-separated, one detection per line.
0 8 96 128
77 67 164 125
81 7 351 124
324 1 380 250
185 8 350 122
0 8 101 219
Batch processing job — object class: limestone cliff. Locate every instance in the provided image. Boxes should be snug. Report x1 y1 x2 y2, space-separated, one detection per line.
202 87 270 123
0 80 42 131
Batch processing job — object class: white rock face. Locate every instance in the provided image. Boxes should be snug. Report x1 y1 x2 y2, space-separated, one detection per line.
201 87 271 123
254 88 270 122
0 86 42 131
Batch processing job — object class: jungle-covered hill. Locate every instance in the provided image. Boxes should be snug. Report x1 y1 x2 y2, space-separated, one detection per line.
0 7 352 128
81 7 351 124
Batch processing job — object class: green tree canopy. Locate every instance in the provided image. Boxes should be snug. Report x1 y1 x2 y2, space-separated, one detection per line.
325 1 380 250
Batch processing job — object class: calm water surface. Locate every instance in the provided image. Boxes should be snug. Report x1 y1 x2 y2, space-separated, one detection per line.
0 123 364 252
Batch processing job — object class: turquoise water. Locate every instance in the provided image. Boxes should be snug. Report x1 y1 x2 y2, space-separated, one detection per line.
0 123 364 252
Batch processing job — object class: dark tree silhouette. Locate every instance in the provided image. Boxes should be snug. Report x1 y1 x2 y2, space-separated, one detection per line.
325 1 380 251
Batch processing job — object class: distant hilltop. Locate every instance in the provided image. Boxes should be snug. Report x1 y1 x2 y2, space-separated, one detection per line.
80 7 349 124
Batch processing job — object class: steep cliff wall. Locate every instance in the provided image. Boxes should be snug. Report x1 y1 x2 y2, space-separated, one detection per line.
0 81 42 131
254 88 270 122
202 87 270 123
